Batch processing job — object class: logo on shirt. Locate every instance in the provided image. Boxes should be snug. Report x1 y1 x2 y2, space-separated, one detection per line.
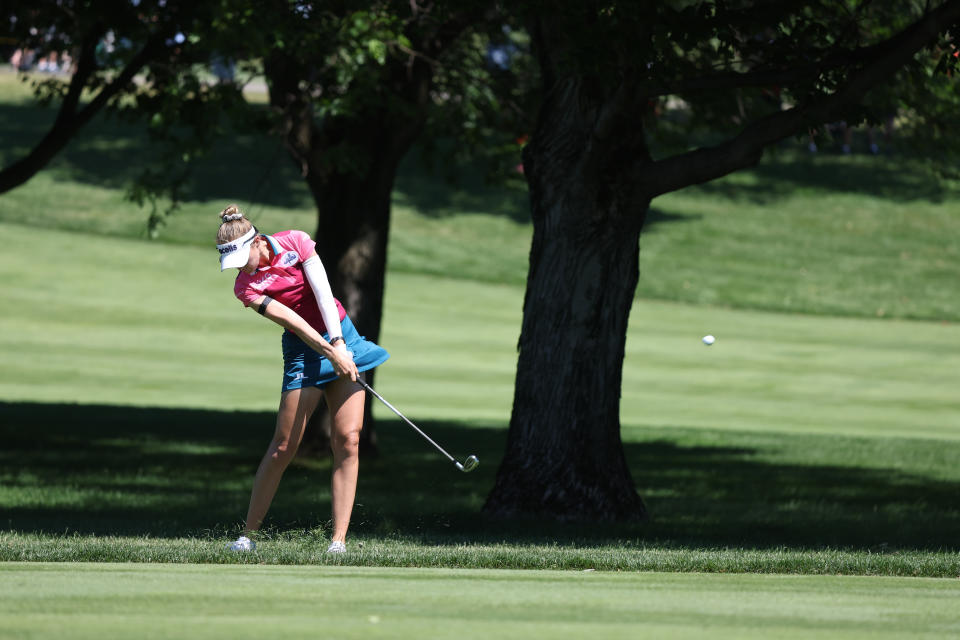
249 273 279 291
281 251 299 266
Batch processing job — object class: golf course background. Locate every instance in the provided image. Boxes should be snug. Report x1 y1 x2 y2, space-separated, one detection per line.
1 71 958 637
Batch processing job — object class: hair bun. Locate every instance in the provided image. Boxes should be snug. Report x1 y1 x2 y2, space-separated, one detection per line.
220 204 244 223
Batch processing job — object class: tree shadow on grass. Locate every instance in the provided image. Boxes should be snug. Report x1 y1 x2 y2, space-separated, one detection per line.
393 151 702 232
0 101 716 232
0 101 312 209
4 99 950 232
688 148 950 204
629 435 960 551
1 401 957 551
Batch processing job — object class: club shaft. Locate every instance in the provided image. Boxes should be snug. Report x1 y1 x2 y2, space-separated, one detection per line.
358 380 456 464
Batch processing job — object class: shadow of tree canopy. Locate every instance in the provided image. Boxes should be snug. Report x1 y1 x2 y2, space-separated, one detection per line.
0 100 312 209
6 97 948 236
1 97 694 234
391 146 531 223
393 153 700 232
687 147 950 204
2 401 957 551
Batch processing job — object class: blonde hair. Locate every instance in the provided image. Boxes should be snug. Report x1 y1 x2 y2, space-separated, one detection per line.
216 204 253 244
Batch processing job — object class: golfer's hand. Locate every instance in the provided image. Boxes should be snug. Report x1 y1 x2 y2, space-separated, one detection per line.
330 345 358 382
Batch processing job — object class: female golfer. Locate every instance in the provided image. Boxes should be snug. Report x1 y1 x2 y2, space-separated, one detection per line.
215 204 389 553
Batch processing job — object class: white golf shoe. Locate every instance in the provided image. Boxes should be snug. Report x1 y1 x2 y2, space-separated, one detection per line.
326 540 346 554
226 535 255 552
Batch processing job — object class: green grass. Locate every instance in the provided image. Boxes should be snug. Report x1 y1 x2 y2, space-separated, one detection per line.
2 564 958 639
1 71 958 322
2 398 960 564
1 81 959 564
2 221 957 438
1 221 959 569
3 534 960 576
2 67 960 639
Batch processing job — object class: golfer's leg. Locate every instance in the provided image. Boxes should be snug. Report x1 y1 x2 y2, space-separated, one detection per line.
326 377 365 543
243 387 322 534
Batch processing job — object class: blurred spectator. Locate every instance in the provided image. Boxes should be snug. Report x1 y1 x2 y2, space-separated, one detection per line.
839 117 895 155
211 54 235 83
36 50 59 72
96 30 133 68
808 116 896 155
10 47 35 70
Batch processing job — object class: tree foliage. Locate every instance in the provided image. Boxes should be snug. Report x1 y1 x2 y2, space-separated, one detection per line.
0 0 233 199
5 2 959 514
483 0 960 521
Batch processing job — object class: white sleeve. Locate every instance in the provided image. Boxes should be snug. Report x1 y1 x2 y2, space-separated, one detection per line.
302 255 343 341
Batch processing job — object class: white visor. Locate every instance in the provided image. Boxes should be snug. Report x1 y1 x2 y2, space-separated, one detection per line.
217 227 257 271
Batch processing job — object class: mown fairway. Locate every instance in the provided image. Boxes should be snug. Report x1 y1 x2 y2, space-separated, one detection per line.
1 68 959 636
2 221 957 440
2 564 959 640
2 220 959 560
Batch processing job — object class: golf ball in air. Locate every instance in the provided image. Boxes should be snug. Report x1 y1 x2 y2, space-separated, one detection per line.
702 335 716 346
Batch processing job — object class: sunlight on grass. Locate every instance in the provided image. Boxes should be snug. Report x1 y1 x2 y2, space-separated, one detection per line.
2 221 957 441
1 70 959 581
2 563 959 638
2 68 957 322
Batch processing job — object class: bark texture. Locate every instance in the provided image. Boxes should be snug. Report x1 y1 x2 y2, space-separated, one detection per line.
304 116 424 454
484 75 651 521
265 49 432 455
263 3 484 455
484 2 959 522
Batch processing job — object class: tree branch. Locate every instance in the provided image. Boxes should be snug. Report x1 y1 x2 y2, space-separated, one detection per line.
641 0 960 199
0 28 171 195
74 33 169 129
414 1 495 60
646 15 938 98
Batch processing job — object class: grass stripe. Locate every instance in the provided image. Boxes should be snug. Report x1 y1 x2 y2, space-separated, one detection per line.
1 563 958 640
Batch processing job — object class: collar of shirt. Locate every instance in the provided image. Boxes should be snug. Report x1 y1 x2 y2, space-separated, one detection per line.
256 235 284 272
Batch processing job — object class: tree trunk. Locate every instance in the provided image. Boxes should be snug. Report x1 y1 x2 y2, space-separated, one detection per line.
271 91 426 455
261 13 465 456
483 77 650 522
299 136 409 457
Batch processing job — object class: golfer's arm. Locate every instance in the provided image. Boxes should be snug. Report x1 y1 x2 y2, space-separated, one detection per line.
247 295 337 359
302 251 343 342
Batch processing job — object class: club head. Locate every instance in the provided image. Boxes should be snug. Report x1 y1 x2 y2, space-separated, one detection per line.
460 455 480 473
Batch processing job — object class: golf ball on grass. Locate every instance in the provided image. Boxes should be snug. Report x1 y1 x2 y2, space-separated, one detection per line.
702 334 715 346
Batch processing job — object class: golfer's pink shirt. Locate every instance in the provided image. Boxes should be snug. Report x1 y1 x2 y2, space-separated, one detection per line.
233 230 346 334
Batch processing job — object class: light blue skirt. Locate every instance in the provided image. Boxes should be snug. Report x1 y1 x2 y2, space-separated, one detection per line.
281 315 390 391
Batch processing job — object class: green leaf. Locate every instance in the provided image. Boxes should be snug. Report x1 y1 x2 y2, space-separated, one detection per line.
367 38 387 65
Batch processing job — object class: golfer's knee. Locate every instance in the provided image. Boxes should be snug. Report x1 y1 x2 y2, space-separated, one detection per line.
333 429 360 457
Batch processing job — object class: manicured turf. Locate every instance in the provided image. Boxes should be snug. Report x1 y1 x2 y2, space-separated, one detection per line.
2 222 959 566
2 221 958 440
1 71 958 323
1 563 958 640
2 66 959 637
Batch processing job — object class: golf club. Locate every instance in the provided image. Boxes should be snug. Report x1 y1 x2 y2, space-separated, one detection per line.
357 379 479 473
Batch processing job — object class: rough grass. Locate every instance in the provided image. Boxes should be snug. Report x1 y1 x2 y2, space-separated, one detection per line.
2 536 959 577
